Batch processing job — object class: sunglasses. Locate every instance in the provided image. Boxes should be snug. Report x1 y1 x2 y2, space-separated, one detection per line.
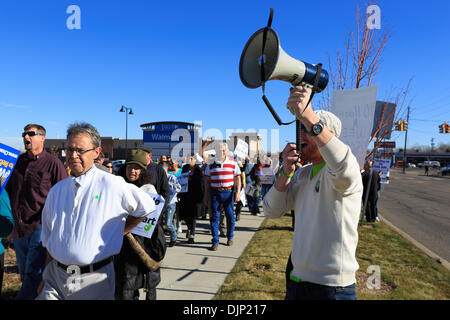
106 166 113 169
22 131 44 137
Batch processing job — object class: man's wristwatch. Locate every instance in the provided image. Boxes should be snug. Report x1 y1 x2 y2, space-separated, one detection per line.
308 119 324 136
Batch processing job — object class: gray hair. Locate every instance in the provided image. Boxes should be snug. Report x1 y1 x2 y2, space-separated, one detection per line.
315 110 342 138
67 122 102 148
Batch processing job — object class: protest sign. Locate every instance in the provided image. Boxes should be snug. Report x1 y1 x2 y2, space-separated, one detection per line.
0 143 21 195
234 139 248 160
373 158 391 184
260 166 275 185
239 188 246 207
331 85 379 169
130 193 165 239
178 172 189 193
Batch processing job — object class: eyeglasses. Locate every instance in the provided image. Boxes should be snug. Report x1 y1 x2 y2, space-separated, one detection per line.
22 131 44 137
65 147 96 156
106 166 113 169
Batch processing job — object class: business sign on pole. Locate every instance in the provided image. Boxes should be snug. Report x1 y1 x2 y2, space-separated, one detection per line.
331 85 379 169
0 143 21 195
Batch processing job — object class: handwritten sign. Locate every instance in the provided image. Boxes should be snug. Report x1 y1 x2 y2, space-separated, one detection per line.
373 158 391 184
260 167 275 185
234 139 249 160
178 172 189 193
0 143 20 195
331 85 379 169
130 193 165 239
239 188 246 207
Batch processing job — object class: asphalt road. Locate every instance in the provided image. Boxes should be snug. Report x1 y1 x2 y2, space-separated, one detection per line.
378 167 450 262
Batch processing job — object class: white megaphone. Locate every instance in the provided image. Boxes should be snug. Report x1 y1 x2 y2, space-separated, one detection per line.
239 27 329 91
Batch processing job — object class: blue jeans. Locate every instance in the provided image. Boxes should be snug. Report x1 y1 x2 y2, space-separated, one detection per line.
285 279 356 300
261 184 272 200
165 203 178 241
14 227 46 300
210 189 235 245
247 195 260 214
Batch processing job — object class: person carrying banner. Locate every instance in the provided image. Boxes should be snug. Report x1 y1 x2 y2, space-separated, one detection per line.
36 123 155 300
263 86 363 300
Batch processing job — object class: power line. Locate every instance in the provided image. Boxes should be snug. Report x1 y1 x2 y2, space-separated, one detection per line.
410 118 448 123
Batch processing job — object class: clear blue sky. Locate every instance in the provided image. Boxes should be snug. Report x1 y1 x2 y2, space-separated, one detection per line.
1 0 449 153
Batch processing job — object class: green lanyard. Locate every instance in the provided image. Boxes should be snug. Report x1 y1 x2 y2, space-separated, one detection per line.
310 162 326 180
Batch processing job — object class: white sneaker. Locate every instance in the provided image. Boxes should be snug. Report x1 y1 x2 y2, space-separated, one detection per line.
177 226 182 233
375 217 380 222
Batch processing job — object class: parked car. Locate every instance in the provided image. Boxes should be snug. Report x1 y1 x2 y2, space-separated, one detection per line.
417 162 424 167
424 161 440 168
406 163 416 168
440 165 450 176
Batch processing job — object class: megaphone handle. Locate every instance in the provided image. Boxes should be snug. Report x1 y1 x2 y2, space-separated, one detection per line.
296 119 302 157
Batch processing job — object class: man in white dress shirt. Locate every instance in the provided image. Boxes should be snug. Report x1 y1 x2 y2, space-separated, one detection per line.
36 122 155 300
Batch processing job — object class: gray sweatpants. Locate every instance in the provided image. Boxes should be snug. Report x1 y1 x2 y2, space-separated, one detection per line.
36 260 115 300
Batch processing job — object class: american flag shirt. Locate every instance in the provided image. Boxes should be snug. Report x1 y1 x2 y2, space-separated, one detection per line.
204 157 241 188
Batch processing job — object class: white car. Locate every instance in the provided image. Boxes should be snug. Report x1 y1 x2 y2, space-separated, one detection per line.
424 161 440 168
112 160 125 173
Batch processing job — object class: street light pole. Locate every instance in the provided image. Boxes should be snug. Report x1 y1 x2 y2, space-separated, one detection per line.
402 105 410 174
120 106 134 158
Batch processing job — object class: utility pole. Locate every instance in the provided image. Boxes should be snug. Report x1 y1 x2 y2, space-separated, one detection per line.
402 105 410 174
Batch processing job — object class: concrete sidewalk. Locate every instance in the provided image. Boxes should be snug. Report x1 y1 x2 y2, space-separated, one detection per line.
140 207 265 300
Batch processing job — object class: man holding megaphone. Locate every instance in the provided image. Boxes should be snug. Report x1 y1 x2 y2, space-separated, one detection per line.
263 86 363 300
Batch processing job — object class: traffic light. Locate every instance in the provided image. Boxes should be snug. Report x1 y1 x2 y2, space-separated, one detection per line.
439 124 444 133
445 123 450 134
403 121 408 131
395 120 403 131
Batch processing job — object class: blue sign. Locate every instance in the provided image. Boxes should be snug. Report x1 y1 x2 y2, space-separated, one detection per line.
0 143 21 195
144 130 195 143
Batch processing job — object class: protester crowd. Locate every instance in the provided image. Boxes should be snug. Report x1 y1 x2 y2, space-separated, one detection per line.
0 122 275 300
0 86 385 301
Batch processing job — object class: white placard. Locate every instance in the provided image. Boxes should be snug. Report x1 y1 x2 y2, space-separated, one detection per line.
130 193 165 239
260 166 275 184
234 139 249 160
331 85 379 169
373 158 391 184
239 188 246 207
194 153 203 163
178 172 189 193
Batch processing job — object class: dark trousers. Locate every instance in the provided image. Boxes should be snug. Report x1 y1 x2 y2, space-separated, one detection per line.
365 199 377 222
185 216 197 238
235 201 243 220
247 195 260 214
0 252 4 296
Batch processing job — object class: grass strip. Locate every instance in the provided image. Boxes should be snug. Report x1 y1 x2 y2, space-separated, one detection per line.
214 213 450 300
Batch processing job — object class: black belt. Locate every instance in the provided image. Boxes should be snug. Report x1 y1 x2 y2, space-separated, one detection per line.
56 256 113 274
212 186 233 192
